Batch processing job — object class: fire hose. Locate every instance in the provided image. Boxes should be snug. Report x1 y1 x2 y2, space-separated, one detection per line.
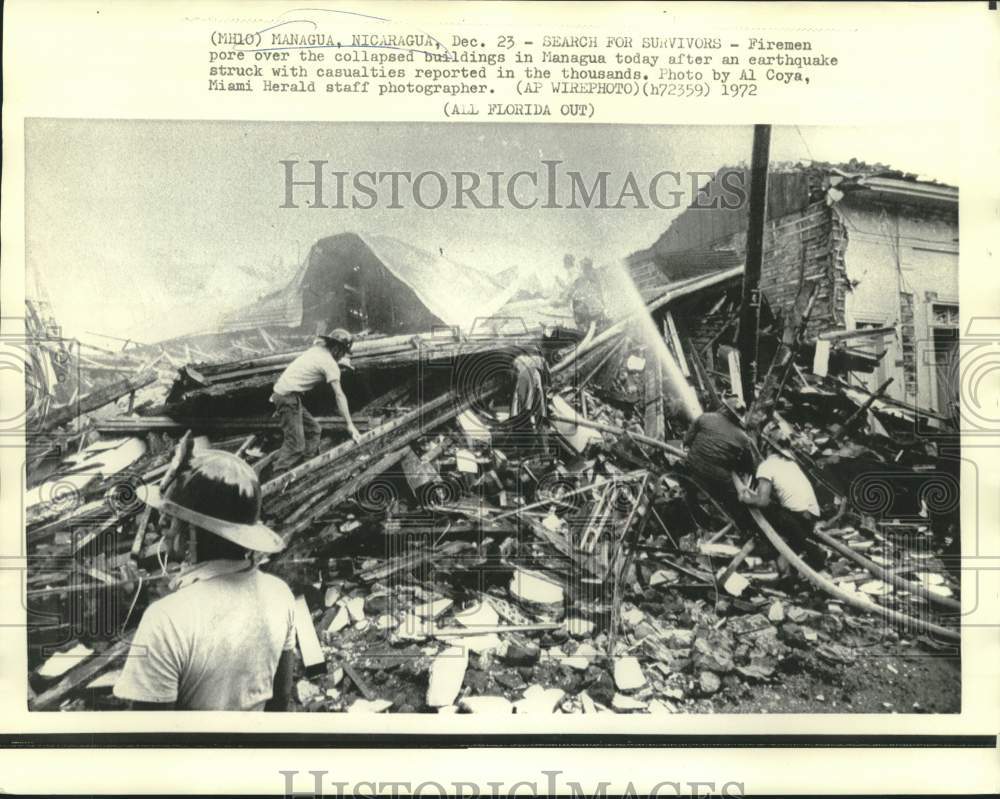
732 474 960 642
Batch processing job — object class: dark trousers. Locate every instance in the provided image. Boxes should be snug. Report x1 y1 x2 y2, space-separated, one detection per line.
762 505 828 572
683 465 755 534
271 392 321 469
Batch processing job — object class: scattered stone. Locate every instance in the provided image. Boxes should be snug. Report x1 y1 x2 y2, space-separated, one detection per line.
415 598 454 619
461 696 514 714
502 642 541 667
663 629 695 649
649 569 678 587
325 606 351 635
37 643 93 679
621 606 645 627
860 580 892 597
454 602 500 628
514 685 564 714
647 699 676 714
563 643 598 671
296 679 321 704
722 572 750 597
509 569 564 609
698 671 721 695
346 698 392 713
426 646 468 708
767 601 785 623
396 612 434 641
583 666 615 707
364 592 391 616
693 638 735 673
324 587 341 607
565 616 595 639
612 693 648 712
613 657 646 691
495 670 527 691
344 596 366 623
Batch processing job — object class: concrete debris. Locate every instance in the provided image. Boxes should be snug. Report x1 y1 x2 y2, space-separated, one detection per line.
509 569 564 609
25 292 959 714
347 698 393 713
612 693 648 711
296 679 321 705
514 685 565 714
325 607 351 635
460 696 514 714
613 657 646 691
426 646 468 708
698 671 722 695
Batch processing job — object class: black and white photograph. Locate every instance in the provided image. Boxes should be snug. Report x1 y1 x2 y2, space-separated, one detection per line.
23 120 963 717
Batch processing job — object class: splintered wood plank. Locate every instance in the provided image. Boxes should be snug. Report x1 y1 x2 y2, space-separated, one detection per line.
29 636 132 711
293 596 326 672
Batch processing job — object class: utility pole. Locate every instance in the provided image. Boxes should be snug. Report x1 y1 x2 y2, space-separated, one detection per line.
736 124 771 407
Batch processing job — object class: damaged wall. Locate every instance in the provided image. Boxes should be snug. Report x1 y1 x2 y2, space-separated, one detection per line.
836 197 959 412
714 199 847 340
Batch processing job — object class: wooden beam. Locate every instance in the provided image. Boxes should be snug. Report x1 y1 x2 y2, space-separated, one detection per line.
92 416 375 435
29 636 132 710
547 413 685 459
293 596 326 672
829 377 894 443
664 311 690 377
39 370 157 432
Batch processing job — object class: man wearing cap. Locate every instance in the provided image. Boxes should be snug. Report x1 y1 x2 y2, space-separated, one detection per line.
738 426 828 577
271 329 361 472
114 449 297 711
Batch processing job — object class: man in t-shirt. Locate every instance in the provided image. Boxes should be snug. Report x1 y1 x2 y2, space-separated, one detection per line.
114 448 296 710
738 427 828 575
271 328 361 472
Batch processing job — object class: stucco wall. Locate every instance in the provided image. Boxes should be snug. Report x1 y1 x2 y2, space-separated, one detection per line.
838 199 959 411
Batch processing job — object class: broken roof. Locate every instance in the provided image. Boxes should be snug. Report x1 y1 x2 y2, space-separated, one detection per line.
630 162 958 263
220 232 518 334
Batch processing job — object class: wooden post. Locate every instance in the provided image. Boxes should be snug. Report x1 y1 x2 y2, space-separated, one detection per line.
736 124 772 406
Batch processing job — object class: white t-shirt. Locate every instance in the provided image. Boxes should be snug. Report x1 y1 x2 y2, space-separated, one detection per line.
114 562 297 710
273 344 341 395
757 455 821 517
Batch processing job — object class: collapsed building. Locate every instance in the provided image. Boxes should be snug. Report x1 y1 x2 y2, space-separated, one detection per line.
24 175 962 715
627 163 959 420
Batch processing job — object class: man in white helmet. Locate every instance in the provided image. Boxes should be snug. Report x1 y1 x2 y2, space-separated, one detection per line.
271 327 362 472
114 447 297 711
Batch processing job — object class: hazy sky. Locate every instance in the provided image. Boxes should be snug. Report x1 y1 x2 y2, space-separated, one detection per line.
25 120 958 343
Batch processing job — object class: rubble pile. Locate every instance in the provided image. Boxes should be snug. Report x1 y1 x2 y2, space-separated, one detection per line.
25 312 960 714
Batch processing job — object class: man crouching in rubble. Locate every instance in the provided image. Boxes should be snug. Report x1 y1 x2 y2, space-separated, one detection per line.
114 447 295 710
270 328 362 473
682 395 757 524
737 425 828 581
